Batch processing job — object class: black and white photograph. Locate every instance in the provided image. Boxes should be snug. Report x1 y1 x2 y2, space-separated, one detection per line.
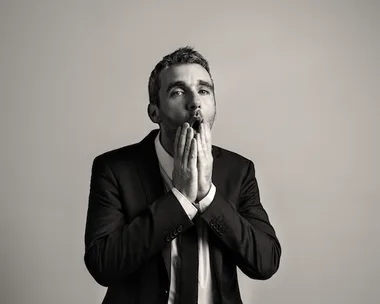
1 1 379 303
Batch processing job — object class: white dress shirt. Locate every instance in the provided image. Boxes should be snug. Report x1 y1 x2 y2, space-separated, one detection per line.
154 132 216 304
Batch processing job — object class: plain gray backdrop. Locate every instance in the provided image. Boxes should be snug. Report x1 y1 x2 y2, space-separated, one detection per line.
1 1 379 303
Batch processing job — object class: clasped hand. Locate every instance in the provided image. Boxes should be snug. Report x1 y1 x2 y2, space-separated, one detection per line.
172 122 213 203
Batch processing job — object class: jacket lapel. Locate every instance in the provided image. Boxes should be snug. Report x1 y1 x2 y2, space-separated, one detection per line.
135 129 171 280
209 145 224 293
135 129 165 206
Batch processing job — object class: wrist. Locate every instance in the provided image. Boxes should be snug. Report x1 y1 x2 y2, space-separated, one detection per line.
198 181 211 200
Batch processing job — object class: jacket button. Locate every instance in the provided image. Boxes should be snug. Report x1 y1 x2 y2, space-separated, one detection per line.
165 235 171 242
177 225 183 233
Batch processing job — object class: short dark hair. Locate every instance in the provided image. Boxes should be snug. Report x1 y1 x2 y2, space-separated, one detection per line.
148 46 212 106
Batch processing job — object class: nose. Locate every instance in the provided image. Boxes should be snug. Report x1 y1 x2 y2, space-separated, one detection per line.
186 91 201 111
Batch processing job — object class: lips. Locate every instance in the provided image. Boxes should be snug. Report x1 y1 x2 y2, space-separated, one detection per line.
189 115 203 133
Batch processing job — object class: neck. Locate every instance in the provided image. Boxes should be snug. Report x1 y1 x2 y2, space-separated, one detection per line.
159 131 174 157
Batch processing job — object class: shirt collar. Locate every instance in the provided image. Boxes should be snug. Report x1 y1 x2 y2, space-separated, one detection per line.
154 131 174 180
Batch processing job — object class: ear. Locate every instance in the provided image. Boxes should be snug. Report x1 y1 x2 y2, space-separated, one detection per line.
147 103 161 124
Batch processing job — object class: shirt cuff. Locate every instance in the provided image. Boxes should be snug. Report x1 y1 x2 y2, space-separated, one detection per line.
197 183 216 213
171 188 198 220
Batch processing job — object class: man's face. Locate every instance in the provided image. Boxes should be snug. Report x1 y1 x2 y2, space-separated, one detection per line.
157 63 216 139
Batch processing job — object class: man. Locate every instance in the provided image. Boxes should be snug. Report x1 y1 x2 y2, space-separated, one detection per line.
84 46 281 304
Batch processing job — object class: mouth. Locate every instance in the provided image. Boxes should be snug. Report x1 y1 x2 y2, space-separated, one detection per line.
189 116 203 133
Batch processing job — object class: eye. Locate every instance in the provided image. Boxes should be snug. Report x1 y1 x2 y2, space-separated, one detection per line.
199 89 210 95
170 90 184 97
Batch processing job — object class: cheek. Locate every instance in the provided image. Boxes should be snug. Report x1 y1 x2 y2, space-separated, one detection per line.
159 107 185 125
203 97 216 112
161 101 186 116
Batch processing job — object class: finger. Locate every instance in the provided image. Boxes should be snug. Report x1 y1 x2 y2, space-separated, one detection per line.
196 133 204 160
177 123 189 159
197 133 205 170
183 127 194 167
174 126 181 158
203 122 212 152
199 123 209 156
200 123 207 150
189 138 197 170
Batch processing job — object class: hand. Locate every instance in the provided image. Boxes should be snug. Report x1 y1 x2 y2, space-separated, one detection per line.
172 123 198 203
196 122 213 201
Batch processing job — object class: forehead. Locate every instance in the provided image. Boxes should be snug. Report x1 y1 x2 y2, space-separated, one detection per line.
159 64 212 89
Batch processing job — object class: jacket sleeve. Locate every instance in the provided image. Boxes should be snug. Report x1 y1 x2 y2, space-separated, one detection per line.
201 160 281 280
84 155 193 287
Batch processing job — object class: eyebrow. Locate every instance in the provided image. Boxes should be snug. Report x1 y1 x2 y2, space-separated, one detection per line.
166 80 214 93
166 81 187 93
198 80 214 91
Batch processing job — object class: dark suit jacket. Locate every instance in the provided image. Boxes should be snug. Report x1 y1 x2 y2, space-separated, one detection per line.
84 129 281 304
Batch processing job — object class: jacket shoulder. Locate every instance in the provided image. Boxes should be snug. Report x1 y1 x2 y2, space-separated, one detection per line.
92 129 158 166
91 142 141 169
213 144 253 167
